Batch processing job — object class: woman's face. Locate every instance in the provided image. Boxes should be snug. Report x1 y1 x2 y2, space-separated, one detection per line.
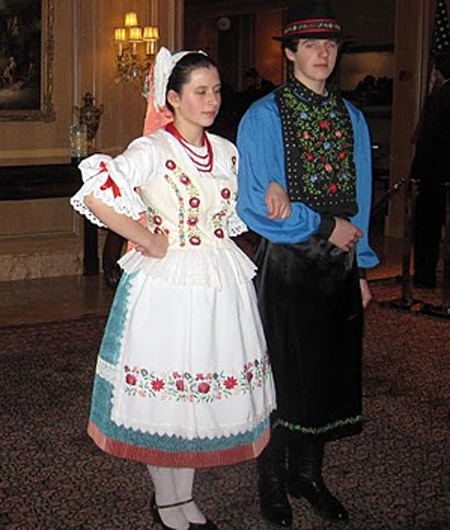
168 66 221 132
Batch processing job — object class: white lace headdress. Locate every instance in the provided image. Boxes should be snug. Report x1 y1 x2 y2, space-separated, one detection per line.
153 47 189 110
142 47 207 136
150 46 208 110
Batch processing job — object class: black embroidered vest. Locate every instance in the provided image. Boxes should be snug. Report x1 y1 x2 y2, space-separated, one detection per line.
276 77 358 217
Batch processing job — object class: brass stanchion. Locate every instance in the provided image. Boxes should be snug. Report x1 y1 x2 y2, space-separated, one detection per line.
385 177 424 312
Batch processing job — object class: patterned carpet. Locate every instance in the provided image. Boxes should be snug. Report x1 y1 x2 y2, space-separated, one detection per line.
0 281 449 530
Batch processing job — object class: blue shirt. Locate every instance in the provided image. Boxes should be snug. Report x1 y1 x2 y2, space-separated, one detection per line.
237 91 379 269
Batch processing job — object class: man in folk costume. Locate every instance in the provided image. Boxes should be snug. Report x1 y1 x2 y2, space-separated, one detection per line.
237 0 379 527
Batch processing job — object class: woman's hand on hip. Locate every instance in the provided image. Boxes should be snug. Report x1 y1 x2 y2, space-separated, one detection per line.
136 233 169 259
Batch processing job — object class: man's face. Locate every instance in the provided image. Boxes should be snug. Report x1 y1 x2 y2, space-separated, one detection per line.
285 39 338 92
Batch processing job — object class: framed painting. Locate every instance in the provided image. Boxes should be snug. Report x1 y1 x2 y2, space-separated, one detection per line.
0 0 55 122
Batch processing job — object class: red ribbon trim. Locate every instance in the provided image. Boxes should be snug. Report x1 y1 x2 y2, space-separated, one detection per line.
97 162 122 198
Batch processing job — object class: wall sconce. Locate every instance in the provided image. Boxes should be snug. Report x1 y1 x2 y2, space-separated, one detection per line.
114 11 159 83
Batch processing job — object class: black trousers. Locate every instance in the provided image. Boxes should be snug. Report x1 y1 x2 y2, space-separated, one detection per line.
414 183 446 284
254 236 363 442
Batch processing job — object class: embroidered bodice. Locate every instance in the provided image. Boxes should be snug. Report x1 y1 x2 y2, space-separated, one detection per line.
139 133 239 249
71 130 245 249
70 129 254 289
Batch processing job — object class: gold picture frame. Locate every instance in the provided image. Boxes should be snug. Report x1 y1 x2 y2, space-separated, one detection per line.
0 0 55 122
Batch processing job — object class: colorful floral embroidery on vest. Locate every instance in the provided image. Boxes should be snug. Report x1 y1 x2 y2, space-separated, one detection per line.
281 88 355 199
123 355 271 403
211 187 234 239
231 155 237 174
146 205 169 236
163 169 202 247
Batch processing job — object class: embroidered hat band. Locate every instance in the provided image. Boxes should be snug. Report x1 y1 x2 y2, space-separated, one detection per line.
284 18 342 38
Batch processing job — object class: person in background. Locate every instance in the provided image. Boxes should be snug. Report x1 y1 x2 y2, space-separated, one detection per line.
411 48 450 289
237 0 379 527
70 47 276 530
242 67 276 108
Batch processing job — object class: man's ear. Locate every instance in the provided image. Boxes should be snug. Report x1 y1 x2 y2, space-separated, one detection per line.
167 89 180 109
284 48 295 63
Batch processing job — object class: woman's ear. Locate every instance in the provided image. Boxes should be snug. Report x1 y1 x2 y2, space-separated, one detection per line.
167 89 180 109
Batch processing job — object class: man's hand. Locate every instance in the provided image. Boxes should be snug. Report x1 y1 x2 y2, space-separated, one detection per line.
360 279 372 309
329 217 363 252
265 182 291 220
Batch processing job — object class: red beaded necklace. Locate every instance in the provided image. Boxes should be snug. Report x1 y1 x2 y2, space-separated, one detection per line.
165 123 214 173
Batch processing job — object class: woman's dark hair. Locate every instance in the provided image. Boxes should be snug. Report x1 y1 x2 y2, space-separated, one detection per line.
166 53 217 111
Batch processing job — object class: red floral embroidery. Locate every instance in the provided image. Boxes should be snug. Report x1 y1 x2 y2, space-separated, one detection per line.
126 374 137 386
152 378 165 391
187 217 198 226
189 197 200 208
224 376 238 389
123 355 271 402
306 153 314 162
198 382 211 394
329 183 338 193
189 236 201 246
319 120 329 129
180 174 191 185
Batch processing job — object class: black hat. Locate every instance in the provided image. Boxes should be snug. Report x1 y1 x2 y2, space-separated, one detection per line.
274 0 342 42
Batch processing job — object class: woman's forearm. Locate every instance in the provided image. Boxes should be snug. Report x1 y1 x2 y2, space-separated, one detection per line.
84 194 152 248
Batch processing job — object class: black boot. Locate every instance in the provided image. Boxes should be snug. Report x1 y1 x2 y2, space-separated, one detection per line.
287 437 349 523
257 429 292 528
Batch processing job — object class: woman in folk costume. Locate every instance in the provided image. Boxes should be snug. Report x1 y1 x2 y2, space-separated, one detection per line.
70 47 276 530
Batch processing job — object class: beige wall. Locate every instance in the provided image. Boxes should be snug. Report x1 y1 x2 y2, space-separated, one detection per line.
0 1 73 165
386 0 435 242
0 0 183 281
0 0 184 165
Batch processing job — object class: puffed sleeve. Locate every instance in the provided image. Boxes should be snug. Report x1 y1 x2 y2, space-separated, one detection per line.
70 135 160 228
345 101 379 269
237 94 323 244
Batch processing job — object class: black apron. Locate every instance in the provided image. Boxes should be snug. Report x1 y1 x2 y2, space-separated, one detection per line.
254 235 364 442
